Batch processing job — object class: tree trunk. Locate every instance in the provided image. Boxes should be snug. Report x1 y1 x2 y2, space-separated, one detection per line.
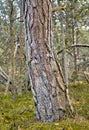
8 0 16 93
60 11 73 115
72 9 78 80
24 0 70 122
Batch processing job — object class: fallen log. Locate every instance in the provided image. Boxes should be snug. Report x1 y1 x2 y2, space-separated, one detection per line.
84 71 89 83
0 66 12 86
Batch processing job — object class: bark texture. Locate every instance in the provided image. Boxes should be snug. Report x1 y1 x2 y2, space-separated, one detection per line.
24 0 66 122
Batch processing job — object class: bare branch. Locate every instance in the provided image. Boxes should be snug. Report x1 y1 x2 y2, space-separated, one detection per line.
72 44 89 48
57 44 89 55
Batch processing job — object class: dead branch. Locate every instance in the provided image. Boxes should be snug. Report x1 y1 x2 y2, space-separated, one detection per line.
72 44 89 48
57 44 89 55
84 71 89 83
52 5 65 12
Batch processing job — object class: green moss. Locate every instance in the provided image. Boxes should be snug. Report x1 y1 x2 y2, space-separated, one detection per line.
0 91 34 130
0 82 89 130
69 81 89 119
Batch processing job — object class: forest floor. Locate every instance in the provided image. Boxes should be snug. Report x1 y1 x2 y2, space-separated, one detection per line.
0 81 89 130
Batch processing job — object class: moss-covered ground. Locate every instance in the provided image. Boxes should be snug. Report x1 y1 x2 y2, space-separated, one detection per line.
0 81 89 130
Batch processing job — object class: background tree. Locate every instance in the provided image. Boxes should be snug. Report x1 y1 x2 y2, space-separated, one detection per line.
0 0 27 94
52 0 89 82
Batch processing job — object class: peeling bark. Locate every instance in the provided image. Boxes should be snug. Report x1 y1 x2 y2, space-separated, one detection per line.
24 0 68 122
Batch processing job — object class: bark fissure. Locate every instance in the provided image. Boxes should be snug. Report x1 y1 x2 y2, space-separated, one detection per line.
24 0 71 122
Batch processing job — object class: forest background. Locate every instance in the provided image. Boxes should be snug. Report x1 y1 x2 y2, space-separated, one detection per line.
0 0 89 129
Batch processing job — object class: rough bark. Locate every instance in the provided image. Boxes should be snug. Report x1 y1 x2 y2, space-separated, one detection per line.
24 0 68 122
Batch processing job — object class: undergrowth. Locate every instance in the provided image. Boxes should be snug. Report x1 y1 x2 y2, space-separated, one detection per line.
0 81 89 130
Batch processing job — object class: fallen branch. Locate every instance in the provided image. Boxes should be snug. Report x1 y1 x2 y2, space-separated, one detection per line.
84 71 89 83
52 5 65 12
0 66 12 86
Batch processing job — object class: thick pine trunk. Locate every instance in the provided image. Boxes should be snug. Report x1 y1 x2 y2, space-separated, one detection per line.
24 0 67 122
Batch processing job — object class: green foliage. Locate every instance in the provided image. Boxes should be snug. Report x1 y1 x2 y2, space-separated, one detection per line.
0 82 89 129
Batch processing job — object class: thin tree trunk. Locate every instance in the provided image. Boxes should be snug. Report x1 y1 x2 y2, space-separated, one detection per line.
60 13 73 115
24 0 73 122
72 9 78 78
8 0 16 93
17 0 24 96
